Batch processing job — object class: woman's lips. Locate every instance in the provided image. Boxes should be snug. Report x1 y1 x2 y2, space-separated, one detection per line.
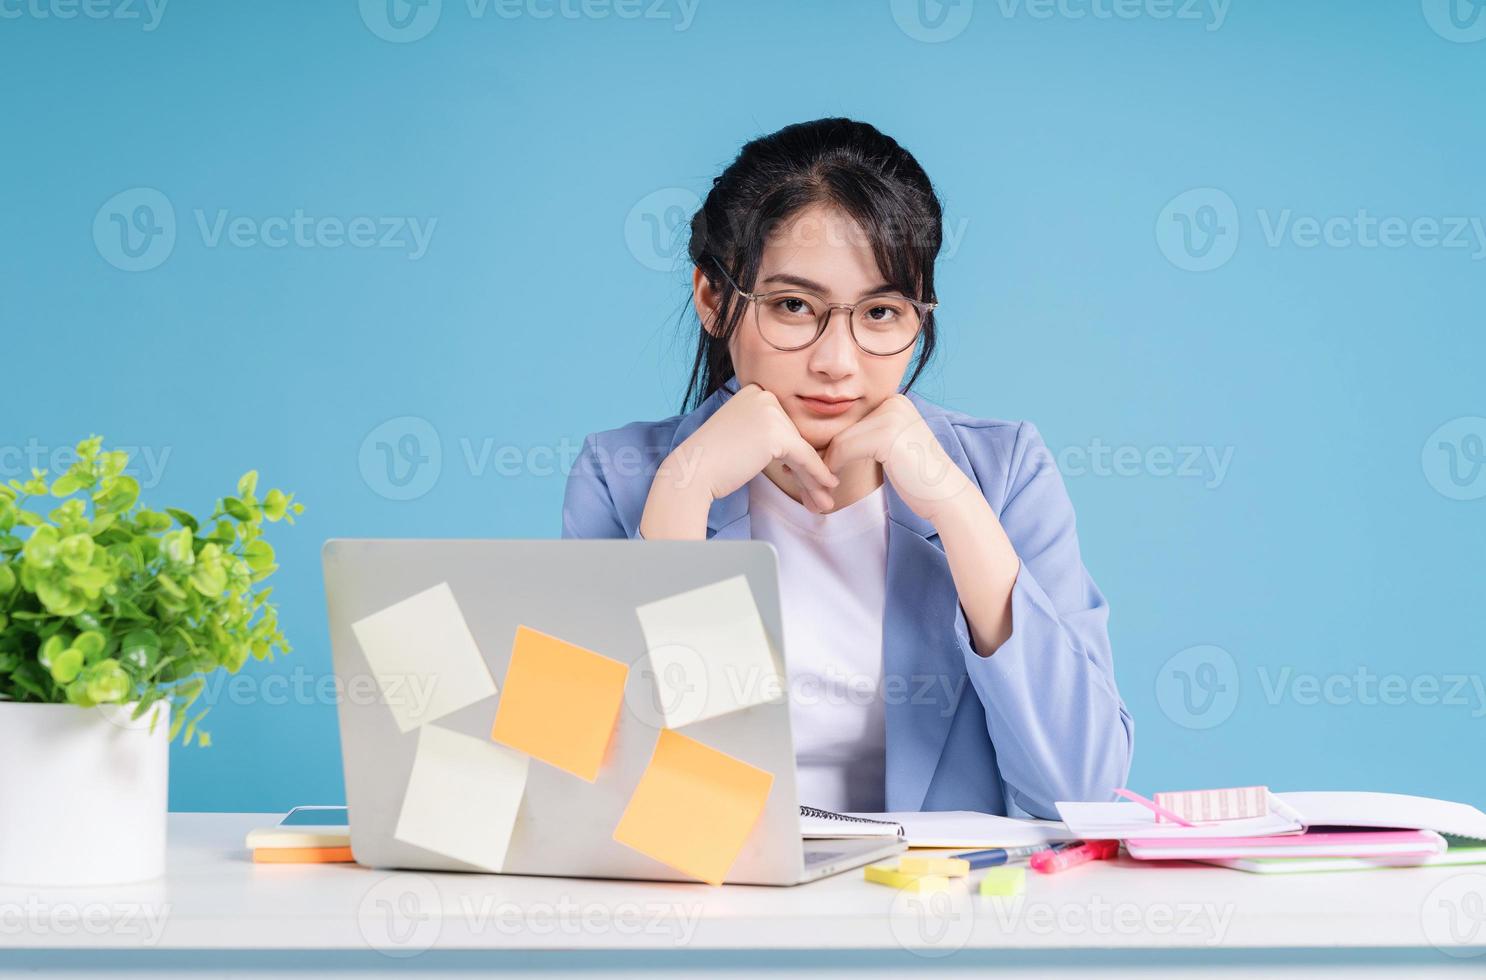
798 395 858 417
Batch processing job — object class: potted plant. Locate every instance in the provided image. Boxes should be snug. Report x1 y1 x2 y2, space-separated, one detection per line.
0 436 301 886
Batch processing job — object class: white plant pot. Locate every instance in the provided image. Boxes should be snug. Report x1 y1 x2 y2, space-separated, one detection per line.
0 700 169 886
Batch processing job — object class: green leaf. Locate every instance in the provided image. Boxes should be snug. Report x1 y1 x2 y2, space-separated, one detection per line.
120 629 161 672
22 526 61 569
95 475 140 515
222 497 253 521
261 489 289 522
242 540 276 573
49 646 83 684
74 630 107 664
166 508 199 532
237 471 259 499
0 564 15 594
84 659 130 703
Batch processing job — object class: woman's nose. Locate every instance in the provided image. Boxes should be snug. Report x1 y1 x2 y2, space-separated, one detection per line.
807 308 859 378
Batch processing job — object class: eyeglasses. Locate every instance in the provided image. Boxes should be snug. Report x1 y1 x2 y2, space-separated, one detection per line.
711 257 935 357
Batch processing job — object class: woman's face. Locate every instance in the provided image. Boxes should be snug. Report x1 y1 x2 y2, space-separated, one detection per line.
694 205 919 451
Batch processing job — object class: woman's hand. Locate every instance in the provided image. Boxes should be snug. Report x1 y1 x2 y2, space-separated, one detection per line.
822 393 976 526
679 383 840 510
641 383 839 539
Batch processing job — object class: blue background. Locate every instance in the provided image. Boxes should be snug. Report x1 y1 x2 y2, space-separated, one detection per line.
2 0 1482 812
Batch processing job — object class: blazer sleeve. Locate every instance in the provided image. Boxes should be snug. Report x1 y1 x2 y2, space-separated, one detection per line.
560 434 630 540
952 421 1134 818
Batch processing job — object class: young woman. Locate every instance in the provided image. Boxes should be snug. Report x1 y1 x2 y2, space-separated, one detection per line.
562 118 1131 819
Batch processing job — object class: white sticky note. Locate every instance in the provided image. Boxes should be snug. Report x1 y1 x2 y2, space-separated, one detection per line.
633 574 783 728
394 725 529 871
351 582 497 733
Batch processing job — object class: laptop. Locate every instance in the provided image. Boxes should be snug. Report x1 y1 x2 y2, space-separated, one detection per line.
322 538 906 885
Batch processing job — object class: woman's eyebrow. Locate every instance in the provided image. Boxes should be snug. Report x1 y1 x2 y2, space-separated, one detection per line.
759 271 897 297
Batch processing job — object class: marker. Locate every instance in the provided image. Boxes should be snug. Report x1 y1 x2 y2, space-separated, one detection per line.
1030 839 1119 874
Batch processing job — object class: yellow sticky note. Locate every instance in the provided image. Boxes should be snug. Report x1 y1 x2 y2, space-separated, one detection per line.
978 866 1026 897
899 856 970 877
612 729 774 885
490 625 628 782
864 863 952 893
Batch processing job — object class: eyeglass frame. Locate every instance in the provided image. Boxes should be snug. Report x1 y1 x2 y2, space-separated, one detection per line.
709 256 936 357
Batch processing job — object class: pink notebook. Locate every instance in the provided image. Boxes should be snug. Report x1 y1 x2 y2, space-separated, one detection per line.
1125 829 1447 861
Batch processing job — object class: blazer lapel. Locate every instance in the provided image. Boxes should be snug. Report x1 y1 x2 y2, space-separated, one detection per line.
881 413 971 811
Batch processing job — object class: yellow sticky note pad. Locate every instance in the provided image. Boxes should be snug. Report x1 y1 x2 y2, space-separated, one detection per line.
612 729 774 885
899 856 970 877
978 866 1026 897
490 625 628 782
864 863 952 893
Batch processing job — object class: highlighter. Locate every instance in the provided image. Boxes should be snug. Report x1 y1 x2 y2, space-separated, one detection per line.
1029 839 1119 874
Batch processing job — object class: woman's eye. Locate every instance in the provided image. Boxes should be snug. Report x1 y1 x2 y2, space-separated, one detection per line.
776 297 814 317
864 305 898 322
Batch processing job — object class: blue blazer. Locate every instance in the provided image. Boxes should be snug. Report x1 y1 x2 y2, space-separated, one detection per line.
561 377 1133 818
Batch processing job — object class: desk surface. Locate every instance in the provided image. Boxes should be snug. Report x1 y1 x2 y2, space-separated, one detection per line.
5 813 1485 958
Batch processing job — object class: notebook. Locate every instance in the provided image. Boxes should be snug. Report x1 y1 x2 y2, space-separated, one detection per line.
1124 829 1447 861
800 806 1076 847
1203 836 1486 874
1057 791 1486 843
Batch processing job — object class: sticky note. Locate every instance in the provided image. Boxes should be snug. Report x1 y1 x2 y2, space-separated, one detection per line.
633 575 782 728
899 856 970 877
490 625 628 782
978 866 1026 896
612 729 774 885
394 725 529 871
351 582 497 733
864 863 953 893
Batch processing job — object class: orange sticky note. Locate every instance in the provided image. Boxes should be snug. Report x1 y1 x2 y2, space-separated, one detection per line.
612 729 774 885
490 625 628 782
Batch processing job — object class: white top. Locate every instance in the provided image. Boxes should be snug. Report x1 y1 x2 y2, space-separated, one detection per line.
6 814 1472 954
747 472 890 812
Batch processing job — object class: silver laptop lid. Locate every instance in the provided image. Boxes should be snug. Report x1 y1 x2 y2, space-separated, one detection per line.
322 538 806 885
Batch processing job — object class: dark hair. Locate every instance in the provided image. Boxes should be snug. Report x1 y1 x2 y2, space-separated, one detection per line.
680 117 945 413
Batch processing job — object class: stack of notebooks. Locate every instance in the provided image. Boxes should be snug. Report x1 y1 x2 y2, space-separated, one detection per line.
1056 789 1486 874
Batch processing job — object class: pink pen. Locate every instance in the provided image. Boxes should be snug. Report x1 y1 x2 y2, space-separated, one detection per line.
1030 839 1119 874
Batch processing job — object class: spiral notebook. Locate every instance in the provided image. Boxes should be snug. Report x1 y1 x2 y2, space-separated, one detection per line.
799 806 1076 847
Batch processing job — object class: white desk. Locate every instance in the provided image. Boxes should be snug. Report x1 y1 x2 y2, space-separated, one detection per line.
1 813 1483 977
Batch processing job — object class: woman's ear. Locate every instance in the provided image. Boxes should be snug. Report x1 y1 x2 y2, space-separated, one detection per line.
692 264 723 338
